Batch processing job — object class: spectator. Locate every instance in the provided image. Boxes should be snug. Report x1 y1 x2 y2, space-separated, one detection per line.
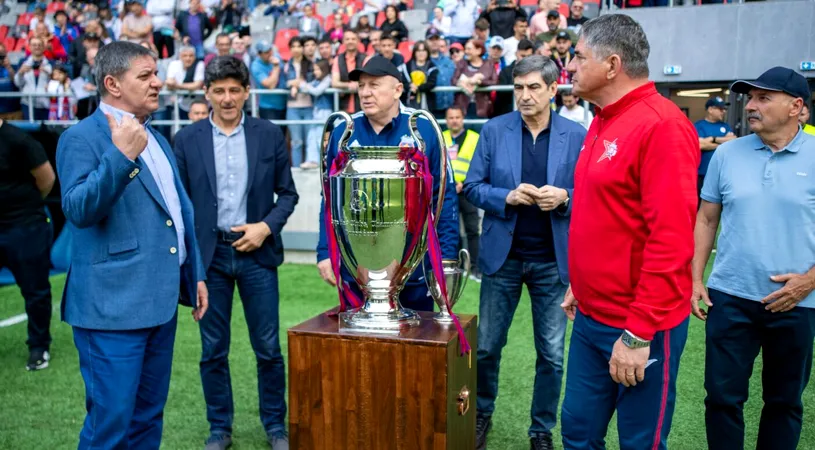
529 0 566 37
332 30 367 113
232 37 252 68
368 29 382 54
324 11 348 48
558 90 592 129
303 36 318 62
47 64 75 121
355 0 383 25
31 22 68 63
485 36 507 74
406 41 438 111
445 0 480 46
147 0 177 58
29 6 55 32
249 41 285 121
695 96 735 201
263 0 289 19
536 41 551 57
450 42 464 63
474 18 490 42
452 39 497 130
177 0 214 59
166 46 206 120
494 38 534 117
353 14 374 50
0 44 21 120
68 26 101 79
76 47 99 119
214 0 245 33
567 0 588 34
300 59 333 169
15 37 52 121
298 4 323 38
503 17 528 65
800 104 815 135
188 98 210 122
98 5 122 41
535 11 575 46
120 0 153 43
552 31 573 84
283 36 314 168
53 11 79 52
432 7 452 36
427 30 455 118
337 0 357 16
380 5 408 43
378 35 411 101
317 37 334 61
205 33 233 66
479 0 527 39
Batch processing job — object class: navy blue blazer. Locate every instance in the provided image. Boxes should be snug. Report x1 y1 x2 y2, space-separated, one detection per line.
463 111 586 283
56 108 206 330
173 115 299 271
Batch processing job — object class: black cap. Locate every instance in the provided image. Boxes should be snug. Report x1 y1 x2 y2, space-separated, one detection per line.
705 96 729 109
731 66 811 101
84 32 100 40
547 9 560 18
556 30 571 41
349 56 402 82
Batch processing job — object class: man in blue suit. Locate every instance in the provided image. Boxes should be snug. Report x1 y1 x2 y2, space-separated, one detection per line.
463 55 586 450
173 56 298 450
56 41 208 450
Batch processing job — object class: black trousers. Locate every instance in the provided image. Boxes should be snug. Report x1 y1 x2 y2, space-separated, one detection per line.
458 193 480 274
704 288 815 450
152 31 175 59
0 220 52 351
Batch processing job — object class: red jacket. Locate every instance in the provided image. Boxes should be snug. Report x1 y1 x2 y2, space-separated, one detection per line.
568 82 699 340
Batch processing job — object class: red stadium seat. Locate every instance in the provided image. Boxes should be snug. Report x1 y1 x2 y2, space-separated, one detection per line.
314 14 325 28
324 13 350 30
519 0 537 5
375 11 385 27
17 13 33 26
398 40 413 62
46 2 66 13
558 2 569 16
14 37 27 52
0 25 8 42
2 37 15 53
274 28 300 61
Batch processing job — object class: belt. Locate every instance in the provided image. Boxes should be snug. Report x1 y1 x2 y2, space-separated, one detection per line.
218 230 244 243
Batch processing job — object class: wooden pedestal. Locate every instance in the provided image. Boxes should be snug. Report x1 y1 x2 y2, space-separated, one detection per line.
288 309 477 450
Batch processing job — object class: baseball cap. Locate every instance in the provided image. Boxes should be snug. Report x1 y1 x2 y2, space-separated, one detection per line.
349 56 402 82
255 40 272 53
450 42 464 52
730 66 811 101
486 35 504 50
705 96 729 109
547 9 560 18
556 30 571 41
425 27 443 39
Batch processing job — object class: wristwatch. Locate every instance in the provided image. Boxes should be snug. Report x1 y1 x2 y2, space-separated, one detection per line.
621 330 651 349
712 136 717 144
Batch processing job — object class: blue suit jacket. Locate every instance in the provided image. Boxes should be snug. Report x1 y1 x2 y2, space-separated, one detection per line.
173 115 299 271
56 108 206 330
463 111 586 283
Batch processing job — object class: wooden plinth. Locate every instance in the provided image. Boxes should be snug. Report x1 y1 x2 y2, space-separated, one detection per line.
288 309 477 450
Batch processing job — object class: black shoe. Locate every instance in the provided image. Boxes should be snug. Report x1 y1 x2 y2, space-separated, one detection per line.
26 349 50 371
475 415 492 450
530 434 554 450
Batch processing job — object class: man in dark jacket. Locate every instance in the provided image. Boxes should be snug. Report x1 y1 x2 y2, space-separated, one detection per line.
479 0 528 38
493 39 534 117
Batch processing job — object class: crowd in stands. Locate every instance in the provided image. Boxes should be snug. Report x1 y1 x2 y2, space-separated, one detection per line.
0 0 609 166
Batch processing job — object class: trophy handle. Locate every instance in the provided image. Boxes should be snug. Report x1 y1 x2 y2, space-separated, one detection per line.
320 111 355 199
408 109 447 226
458 248 470 297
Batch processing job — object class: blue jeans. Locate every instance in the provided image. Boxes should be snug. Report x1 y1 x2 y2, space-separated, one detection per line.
73 314 178 450
704 289 815 450
561 311 688 450
286 106 312 167
200 241 286 436
476 258 567 437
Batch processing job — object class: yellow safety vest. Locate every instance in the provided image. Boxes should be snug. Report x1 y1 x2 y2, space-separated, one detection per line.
804 124 815 136
443 129 480 183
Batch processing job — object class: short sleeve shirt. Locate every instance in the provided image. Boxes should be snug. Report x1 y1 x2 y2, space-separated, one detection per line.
694 119 732 175
701 129 815 308
0 121 48 227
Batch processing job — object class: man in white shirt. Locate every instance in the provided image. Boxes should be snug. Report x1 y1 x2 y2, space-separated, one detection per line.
502 17 528 65
558 90 592 129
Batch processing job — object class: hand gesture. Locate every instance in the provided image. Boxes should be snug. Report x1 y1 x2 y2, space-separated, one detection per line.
105 113 147 161
506 183 542 206
18 64 31 75
560 284 577 320
456 182 463 194
761 273 815 313
536 185 568 211
271 56 281 65
609 337 649 387
183 36 191 45
318 258 337 286
193 281 209 321
231 222 272 252
690 280 712 320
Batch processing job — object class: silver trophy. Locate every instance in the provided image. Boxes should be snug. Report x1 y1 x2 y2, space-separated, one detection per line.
425 249 470 323
320 110 448 332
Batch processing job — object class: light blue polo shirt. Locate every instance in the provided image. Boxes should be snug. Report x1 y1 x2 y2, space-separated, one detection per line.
701 129 815 308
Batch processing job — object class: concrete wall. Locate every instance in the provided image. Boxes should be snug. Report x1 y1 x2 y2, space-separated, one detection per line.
618 1 815 83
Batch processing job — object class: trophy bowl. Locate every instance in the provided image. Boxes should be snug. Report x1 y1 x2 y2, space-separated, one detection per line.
320 110 448 333
425 249 470 323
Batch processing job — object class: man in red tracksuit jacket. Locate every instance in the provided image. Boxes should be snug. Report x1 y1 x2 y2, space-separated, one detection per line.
558 15 699 450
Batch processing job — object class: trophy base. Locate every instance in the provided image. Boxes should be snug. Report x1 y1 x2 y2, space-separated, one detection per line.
433 311 457 324
339 307 421 334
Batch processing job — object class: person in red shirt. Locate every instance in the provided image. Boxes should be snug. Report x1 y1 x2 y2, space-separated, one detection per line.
558 14 699 450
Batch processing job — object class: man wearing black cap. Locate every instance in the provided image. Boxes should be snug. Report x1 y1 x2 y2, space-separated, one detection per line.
535 11 574 46
316 56 460 312
694 96 735 203
691 66 815 450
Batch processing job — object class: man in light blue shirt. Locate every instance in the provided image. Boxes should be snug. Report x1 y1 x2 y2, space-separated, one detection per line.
691 66 815 450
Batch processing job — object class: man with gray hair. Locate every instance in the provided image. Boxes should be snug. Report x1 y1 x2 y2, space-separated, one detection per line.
56 41 208 449
463 55 586 450
560 14 699 449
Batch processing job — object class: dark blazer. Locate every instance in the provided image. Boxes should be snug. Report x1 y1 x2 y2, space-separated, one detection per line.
175 11 214 43
463 110 586 283
56 108 205 330
173 116 299 271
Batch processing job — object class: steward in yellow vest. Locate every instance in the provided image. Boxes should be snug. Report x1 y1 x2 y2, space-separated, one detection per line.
443 128 480 184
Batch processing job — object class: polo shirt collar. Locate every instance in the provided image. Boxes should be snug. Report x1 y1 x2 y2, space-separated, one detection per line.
362 103 405 135
99 102 153 127
752 126 805 153
596 82 657 120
